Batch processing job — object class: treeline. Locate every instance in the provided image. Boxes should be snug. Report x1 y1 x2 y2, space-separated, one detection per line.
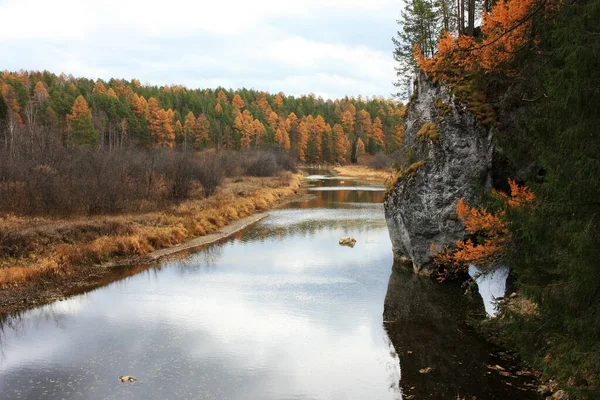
0 70 405 164
395 0 599 397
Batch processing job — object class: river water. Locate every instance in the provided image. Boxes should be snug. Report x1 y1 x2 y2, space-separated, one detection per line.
0 172 537 399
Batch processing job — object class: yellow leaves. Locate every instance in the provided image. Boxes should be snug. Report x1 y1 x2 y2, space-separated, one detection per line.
215 103 223 115
69 95 91 120
217 90 228 104
232 94 245 109
92 81 107 95
393 122 405 148
342 110 355 134
129 94 148 119
106 88 118 99
147 97 175 148
33 81 49 103
274 94 284 109
356 109 372 134
369 117 385 147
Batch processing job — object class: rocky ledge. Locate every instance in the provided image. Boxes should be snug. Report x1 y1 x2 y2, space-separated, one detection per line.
384 73 494 275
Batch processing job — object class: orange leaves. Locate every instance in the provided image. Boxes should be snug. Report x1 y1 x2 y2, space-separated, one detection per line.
33 81 49 103
217 90 228 104
456 198 508 237
433 179 535 279
214 103 223 115
147 97 175 148
369 117 385 147
493 178 535 207
341 110 355 135
92 81 107 95
232 94 245 109
68 95 91 121
415 0 540 81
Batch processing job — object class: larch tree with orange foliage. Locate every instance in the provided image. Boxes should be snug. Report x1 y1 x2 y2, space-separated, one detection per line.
147 98 175 148
67 95 98 146
232 94 245 110
368 116 385 154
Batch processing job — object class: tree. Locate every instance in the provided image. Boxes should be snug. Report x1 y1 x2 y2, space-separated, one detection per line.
183 111 196 151
393 0 441 97
195 114 210 150
232 94 245 109
368 117 385 154
67 95 98 146
0 83 23 155
333 123 347 163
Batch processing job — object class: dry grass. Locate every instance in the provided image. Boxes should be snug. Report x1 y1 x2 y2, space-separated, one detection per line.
0 172 302 287
333 165 390 182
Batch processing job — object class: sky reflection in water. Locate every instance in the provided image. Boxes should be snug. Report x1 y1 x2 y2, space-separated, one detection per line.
0 179 401 399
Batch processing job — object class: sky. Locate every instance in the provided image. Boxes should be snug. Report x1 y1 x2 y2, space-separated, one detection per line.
0 0 403 99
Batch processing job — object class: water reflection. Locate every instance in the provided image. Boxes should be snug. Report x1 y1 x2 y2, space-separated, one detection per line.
468 265 510 317
0 173 537 399
383 265 538 399
0 176 401 399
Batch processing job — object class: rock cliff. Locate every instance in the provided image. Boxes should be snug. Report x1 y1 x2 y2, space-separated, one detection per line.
383 72 494 275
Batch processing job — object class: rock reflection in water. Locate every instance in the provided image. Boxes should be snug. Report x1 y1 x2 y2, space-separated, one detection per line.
382 264 538 399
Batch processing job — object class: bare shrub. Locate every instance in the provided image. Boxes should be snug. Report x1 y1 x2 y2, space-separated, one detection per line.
368 152 393 170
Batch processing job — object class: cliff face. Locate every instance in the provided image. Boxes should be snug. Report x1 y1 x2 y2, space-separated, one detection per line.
384 73 494 275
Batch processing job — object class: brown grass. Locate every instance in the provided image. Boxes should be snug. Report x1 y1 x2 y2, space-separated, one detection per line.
333 165 390 182
0 172 302 287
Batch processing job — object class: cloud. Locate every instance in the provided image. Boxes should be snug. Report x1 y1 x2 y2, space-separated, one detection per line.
0 0 401 98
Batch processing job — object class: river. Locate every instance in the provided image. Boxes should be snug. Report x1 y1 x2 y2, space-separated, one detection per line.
0 172 538 399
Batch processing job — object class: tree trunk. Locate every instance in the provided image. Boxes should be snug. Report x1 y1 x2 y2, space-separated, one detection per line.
441 0 449 32
467 0 475 36
459 0 465 35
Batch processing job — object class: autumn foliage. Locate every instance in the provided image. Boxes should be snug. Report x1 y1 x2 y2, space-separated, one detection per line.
415 0 546 81
432 179 535 281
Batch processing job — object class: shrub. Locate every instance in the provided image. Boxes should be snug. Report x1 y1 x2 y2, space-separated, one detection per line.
368 152 393 170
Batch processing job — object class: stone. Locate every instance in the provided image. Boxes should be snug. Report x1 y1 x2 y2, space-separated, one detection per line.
339 237 356 247
119 376 137 383
419 367 433 374
384 72 494 275
551 390 568 399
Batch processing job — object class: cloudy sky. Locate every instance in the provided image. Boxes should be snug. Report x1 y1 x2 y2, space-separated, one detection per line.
0 0 402 99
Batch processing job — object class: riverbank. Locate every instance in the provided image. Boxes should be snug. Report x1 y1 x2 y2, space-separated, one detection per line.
332 165 390 183
0 172 302 315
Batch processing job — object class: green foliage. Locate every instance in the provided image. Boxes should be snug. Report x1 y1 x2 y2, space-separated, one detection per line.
70 112 98 146
495 1 600 396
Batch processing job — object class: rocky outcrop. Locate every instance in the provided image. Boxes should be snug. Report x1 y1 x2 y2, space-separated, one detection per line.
384 72 494 275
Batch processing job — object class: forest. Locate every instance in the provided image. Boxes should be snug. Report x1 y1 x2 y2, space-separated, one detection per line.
0 70 405 164
395 0 599 398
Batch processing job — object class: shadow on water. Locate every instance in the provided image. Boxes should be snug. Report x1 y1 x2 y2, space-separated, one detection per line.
383 263 539 399
0 171 539 399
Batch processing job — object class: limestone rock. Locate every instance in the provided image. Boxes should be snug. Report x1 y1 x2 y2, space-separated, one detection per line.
384 72 494 275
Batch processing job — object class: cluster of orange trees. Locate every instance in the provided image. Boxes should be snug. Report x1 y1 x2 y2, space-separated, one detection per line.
0 70 406 164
